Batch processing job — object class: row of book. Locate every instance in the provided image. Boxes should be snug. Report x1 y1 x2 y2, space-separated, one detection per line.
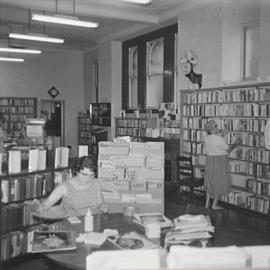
183 103 270 118
0 106 35 114
116 127 147 138
221 191 270 214
1 231 28 261
1 201 40 233
230 148 270 164
0 97 36 106
183 87 267 104
246 178 270 196
183 117 267 133
117 118 148 128
1 173 52 204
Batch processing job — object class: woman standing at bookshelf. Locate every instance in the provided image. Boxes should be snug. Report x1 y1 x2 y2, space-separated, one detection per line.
204 119 240 210
32 156 104 217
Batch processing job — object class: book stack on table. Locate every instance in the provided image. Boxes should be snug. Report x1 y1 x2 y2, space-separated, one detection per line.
164 214 214 248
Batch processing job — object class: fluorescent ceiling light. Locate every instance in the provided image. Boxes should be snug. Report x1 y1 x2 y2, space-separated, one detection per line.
0 47 41 54
9 33 64 44
32 14 99 28
0 57 24 62
120 0 152 4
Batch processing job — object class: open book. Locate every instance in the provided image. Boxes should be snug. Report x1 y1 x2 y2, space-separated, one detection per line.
133 212 172 229
28 230 77 253
107 231 159 250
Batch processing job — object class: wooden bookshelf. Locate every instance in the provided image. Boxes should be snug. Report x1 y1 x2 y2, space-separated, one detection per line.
78 115 108 158
0 167 72 264
180 82 270 215
0 97 37 137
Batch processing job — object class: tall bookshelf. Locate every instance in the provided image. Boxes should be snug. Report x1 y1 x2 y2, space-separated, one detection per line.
180 82 270 215
0 167 72 265
78 115 108 158
0 97 37 137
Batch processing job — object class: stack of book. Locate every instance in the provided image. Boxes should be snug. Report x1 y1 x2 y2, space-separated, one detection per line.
164 214 214 248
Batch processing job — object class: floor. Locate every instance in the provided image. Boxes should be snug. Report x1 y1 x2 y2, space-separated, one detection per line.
3 193 270 270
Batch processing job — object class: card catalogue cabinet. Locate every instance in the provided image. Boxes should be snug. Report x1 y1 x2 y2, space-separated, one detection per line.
180 82 270 215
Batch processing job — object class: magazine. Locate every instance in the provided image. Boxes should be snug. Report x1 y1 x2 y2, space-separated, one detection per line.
133 212 172 229
107 231 159 250
28 230 77 253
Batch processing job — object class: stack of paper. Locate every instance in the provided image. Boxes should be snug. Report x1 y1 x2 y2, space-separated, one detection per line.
167 245 250 269
165 214 214 246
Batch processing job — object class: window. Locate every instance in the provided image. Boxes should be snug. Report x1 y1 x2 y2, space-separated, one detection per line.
122 24 177 111
243 22 259 80
146 38 164 108
128 46 138 108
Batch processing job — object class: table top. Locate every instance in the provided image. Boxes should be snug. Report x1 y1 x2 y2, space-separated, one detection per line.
43 213 161 270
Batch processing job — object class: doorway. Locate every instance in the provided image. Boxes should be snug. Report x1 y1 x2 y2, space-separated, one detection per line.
40 100 65 147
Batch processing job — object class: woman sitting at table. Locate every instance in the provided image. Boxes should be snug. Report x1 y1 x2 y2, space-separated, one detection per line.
31 156 104 218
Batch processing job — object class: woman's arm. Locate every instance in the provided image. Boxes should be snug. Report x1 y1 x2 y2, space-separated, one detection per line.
42 185 67 210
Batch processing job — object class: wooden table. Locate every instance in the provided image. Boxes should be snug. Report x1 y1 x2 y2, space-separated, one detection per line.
43 213 162 270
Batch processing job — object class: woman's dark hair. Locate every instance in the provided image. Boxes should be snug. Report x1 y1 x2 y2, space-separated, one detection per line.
77 155 97 176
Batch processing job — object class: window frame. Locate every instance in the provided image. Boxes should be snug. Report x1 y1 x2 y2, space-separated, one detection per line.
122 24 178 112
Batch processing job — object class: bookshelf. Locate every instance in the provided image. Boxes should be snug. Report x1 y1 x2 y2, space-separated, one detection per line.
0 97 37 137
78 115 108 158
0 167 72 264
180 82 270 215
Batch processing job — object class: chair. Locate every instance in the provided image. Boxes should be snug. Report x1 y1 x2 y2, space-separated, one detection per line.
176 156 204 202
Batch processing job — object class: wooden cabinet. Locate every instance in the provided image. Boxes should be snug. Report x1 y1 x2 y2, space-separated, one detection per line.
180 82 270 215
0 97 37 137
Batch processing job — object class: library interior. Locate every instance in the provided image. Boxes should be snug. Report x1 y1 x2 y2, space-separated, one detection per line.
1 0 270 269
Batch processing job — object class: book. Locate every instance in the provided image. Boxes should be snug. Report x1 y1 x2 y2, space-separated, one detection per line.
28 149 39 171
8 150 21 173
133 212 172 229
28 230 77 253
54 147 69 168
78 145 88 157
107 231 159 250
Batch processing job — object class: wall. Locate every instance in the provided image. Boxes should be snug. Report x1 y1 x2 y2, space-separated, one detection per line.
0 50 84 155
259 0 270 78
177 0 223 90
84 49 98 108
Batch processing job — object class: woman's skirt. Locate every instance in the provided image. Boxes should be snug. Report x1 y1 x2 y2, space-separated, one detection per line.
204 155 231 195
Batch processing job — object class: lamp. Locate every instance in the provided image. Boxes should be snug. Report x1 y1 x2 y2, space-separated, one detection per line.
0 57 24 62
9 33 64 44
32 13 99 28
119 0 152 4
0 47 41 54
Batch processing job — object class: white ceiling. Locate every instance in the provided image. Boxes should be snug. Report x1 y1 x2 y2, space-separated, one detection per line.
0 0 186 52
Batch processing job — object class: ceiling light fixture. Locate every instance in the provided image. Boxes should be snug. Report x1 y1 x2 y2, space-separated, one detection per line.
32 14 99 28
120 0 152 4
0 47 42 54
0 57 24 62
9 33 64 44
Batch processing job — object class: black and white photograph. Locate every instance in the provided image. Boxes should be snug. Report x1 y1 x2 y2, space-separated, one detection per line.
1 0 270 269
